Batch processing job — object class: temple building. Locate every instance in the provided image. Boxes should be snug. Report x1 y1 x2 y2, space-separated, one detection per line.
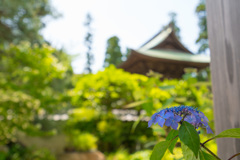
119 25 210 79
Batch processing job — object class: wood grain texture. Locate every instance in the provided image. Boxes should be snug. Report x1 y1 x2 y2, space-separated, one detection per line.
206 0 240 159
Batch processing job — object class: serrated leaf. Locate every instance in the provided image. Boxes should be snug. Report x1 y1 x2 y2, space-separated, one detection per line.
166 130 179 154
215 128 240 139
182 142 200 160
179 121 200 158
150 141 169 160
199 150 217 160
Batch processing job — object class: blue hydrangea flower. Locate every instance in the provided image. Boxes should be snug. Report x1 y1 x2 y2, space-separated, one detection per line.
148 110 172 127
164 112 182 130
148 105 213 134
184 114 196 124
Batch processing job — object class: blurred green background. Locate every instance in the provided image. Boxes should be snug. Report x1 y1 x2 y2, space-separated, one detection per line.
0 0 214 160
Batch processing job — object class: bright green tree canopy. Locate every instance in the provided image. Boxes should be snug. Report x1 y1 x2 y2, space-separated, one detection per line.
0 43 71 144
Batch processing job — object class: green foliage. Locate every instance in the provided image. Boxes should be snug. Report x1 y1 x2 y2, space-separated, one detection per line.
179 122 200 158
214 128 240 139
166 130 179 154
129 150 152 160
70 66 173 152
181 142 200 160
68 108 99 122
195 0 208 53
199 150 216 160
107 150 152 160
22 148 56 160
0 43 71 145
72 65 168 112
0 0 57 44
107 149 129 160
104 36 123 67
182 143 216 160
71 66 213 156
0 143 56 160
66 131 98 151
66 114 153 153
150 141 170 160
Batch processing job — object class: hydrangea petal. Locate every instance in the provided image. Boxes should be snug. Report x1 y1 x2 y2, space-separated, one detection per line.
165 119 172 127
171 121 178 130
174 115 182 122
159 110 165 117
148 120 153 128
151 113 158 121
158 118 165 127
206 126 213 134
163 112 174 119
184 115 196 124
200 112 209 122
154 116 160 124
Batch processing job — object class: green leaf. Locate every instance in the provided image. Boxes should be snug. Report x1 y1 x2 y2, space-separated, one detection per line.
181 142 200 160
179 121 200 158
192 81 211 87
199 150 217 160
159 85 175 90
162 97 175 107
123 100 147 108
215 128 240 139
166 130 179 154
150 141 170 160
131 114 145 133
142 98 153 115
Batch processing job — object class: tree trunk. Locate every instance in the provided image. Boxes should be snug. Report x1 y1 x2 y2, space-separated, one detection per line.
206 0 240 159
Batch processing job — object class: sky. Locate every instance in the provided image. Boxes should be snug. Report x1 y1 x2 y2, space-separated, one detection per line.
42 0 200 74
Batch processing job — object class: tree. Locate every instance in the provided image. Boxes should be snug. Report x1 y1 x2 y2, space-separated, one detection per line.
104 36 123 67
195 0 208 53
0 43 71 145
0 0 57 44
168 12 181 40
84 13 94 73
206 0 240 158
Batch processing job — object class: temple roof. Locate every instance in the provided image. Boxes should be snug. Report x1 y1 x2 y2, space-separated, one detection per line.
136 49 210 63
139 26 192 54
119 25 210 78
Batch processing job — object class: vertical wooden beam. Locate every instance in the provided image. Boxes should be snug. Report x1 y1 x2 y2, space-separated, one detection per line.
206 0 240 159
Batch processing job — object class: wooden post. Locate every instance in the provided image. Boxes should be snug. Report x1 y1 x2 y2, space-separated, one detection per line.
206 0 240 159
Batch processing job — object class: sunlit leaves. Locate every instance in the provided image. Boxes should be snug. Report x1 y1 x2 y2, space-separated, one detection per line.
150 141 170 160
166 130 179 154
214 128 240 139
182 142 200 160
179 121 200 158
0 43 71 144
72 65 171 112
199 150 217 160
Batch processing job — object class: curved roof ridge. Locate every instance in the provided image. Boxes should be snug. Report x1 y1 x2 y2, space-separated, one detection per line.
139 26 172 51
138 24 193 54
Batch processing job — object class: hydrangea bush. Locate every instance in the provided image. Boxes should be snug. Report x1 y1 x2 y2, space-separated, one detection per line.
148 105 240 160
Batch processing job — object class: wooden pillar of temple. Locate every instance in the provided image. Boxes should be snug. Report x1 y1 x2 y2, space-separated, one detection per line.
206 0 240 159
